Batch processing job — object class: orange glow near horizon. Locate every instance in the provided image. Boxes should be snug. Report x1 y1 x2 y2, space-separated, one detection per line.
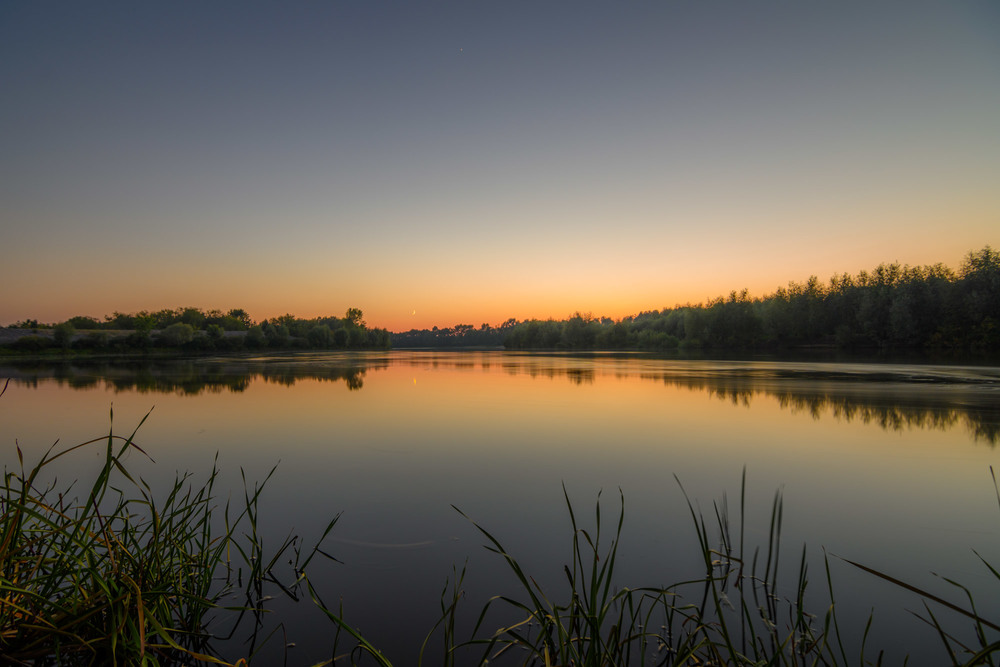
2 3 998 333
3 238 995 332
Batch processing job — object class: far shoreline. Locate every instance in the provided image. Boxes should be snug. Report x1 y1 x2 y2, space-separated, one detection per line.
1 333 997 370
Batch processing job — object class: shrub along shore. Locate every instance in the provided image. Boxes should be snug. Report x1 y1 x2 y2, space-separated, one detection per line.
1 308 391 356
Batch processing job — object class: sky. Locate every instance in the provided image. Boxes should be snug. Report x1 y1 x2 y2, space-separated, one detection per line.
1 1 998 331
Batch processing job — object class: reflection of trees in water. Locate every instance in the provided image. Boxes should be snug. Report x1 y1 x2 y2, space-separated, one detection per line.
425 357 998 443
501 362 596 384
4 356 996 443
487 359 997 444
565 368 595 385
657 376 999 445
1 359 382 395
258 368 367 390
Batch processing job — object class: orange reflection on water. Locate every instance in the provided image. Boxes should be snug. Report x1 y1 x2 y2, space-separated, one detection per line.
3 354 997 511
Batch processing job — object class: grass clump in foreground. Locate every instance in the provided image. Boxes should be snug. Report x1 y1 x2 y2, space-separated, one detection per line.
319 481 857 667
317 475 1000 667
0 397 336 665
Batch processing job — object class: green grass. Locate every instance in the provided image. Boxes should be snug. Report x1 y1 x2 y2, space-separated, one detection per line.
316 473 1000 666
0 394 336 666
433 479 855 666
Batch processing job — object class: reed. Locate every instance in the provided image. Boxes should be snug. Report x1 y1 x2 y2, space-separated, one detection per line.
0 403 335 666
437 477 853 666
831 468 1000 666
318 472 1000 666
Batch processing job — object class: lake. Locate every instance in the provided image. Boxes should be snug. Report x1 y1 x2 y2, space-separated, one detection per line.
2 351 999 665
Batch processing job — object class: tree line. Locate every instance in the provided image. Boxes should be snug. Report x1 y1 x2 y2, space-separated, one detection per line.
391 319 519 348
4 307 391 353
504 246 1000 353
6 246 998 355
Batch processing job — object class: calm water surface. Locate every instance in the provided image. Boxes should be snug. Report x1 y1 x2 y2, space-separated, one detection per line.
2 351 999 664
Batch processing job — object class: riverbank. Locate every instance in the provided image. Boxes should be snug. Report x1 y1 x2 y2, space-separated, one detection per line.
0 326 391 359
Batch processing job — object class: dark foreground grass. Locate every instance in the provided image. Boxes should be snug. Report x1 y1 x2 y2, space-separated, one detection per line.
317 474 1000 667
0 390 336 665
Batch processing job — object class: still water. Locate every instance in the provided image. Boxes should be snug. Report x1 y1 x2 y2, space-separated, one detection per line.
2 351 1000 664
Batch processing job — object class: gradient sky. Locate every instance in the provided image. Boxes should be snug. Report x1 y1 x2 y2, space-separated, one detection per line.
2 1 998 331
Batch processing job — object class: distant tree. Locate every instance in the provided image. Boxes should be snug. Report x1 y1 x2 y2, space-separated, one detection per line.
124 329 152 350
245 325 266 348
227 308 253 329
307 324 333 348
682 308 707 345
600 321 630 348
960 246 1000 284
66 316 101 330
150 308 179 330
160 322 195 346
562 312 599 349
105 312 131 330
368 328 392 349
11 335 51 352
179 307 206 329
53 322 75 349
635 329 679 350
13 319 43 330
206 324 225 342
78 331 109 350
347 326 367 348
134 313 155 333
273 314 297 329
332 328 348 348
264 323 290 347
344 308 364 328
960 246 1000 340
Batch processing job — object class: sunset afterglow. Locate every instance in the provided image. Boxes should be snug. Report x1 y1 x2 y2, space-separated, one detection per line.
1 2 997 330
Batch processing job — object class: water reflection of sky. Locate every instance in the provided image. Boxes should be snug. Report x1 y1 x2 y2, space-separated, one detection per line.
4 352 998 443
1 352 999 664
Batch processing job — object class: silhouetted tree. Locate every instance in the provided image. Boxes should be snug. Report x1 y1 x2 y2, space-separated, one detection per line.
307 324 333 348
499 246 998 354
160 323 195 347
53 322 75 349
226 308 253 330
246 325 266 348
66 316 101 330
206 324 225 343
344 308 365 328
